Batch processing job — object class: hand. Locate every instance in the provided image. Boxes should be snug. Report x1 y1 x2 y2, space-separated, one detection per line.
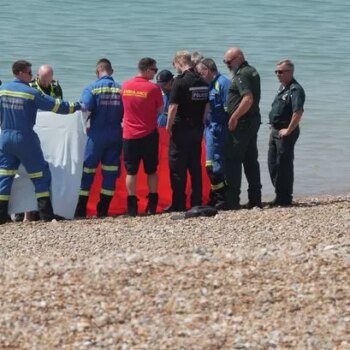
279 128 290 138
228 116 238 131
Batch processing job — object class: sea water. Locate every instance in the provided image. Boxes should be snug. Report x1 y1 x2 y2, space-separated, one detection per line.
1 0 349 200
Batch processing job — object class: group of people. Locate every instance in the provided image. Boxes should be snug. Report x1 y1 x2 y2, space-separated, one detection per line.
0 47 305 224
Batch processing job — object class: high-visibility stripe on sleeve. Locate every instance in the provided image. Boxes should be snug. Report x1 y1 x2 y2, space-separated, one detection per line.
36 191 50 198
211 182 225 191
101 164 119 171
91 87 121 95
101 188 114 196
83 167 97 174
51 99 61 113
28 171 43 179
79 190 89 196
69 102 75 114
205 160 213 167
0 169 17 176
0 195 10 201
0 90 35 100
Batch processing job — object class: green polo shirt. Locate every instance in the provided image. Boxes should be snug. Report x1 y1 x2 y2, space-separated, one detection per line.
226 61 261 119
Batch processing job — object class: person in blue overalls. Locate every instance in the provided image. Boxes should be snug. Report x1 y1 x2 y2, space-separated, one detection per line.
0 60 82 224
196 58 231 209
156 69 174 127
74 58 123 218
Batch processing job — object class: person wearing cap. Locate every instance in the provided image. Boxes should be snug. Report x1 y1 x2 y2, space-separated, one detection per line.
74 58 124 218
121 57 163 216
165 51 209 212
156 69 174 127
196 58 231 210
268 59 305 207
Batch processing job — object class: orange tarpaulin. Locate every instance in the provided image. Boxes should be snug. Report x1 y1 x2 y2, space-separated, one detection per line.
86 128 210 216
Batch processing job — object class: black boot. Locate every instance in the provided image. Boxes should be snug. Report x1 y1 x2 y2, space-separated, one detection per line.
0 200 12 225
145 193 158 215
214 186 229 211
37 197 55 222
127 195 138 217
74 195 88 218
97 194 112 218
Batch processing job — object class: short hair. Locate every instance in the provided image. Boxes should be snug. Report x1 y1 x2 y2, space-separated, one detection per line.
173 51 192 66
96 58 113 72
199 58 218 73
138 57 157 72
191 51 204 66
277 59 294 72
12 60 32 75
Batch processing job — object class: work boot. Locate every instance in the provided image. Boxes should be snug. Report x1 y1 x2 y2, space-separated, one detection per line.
97 194 112 218
213 185 229 211
127 195 138 217
37 197 55 222
74 195 89 218
145 193 158 215
0 200 12 225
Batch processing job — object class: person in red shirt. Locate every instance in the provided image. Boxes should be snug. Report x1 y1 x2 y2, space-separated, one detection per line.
121 57 163 216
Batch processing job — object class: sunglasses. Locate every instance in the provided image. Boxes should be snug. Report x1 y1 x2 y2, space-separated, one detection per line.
223 59 234 65
275 70 290 75
149 67 158 73
23 70 33 76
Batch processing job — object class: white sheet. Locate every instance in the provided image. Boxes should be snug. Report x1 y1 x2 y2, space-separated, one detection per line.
7 111 87 218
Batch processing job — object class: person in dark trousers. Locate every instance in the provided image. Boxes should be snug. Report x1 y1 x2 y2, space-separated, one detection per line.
74 58 123 218
268 59 305 206
223 47 262 210
165 51 209 212
0 60 82 224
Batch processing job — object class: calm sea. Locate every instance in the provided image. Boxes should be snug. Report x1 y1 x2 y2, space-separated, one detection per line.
1 0 349 199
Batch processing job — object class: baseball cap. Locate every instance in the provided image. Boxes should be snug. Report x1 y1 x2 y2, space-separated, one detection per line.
156 70 174 84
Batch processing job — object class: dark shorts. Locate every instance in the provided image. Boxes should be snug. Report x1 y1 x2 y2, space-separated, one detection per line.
123 130 159 175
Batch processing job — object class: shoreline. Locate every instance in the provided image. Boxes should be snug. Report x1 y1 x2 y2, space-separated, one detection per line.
1 193 349 349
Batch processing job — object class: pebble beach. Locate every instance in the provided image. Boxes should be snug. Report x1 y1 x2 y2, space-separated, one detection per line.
1 194 350 349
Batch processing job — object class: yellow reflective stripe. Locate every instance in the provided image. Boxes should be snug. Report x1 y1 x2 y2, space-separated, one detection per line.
69 102 75 113
83 167 97 174
214 81 220 91
28 171 43 179
101 164 119 171
205 160 213 167
211 182 225 191
36 191 50 198
91 87 121 95
0 169 17 176
101 188 114 196
224 106 228 112
79 190 89 196
51 99 61 113
0 195 10 201
0 90 35 100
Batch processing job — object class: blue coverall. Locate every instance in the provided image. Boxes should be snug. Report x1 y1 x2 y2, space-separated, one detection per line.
76 76 123 216
0 79 81 222
204 73 231 206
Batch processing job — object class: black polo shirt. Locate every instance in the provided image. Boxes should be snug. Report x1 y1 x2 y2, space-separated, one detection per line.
227 61 261 119
269 78 305 128
169 69 209 127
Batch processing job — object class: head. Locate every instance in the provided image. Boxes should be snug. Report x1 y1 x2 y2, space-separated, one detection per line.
275 59 294 85
223 47 245 73
138 57 158 80
37 64 54 88
172 50 192 74
12 60 33 84
156 69 174 92
191 51 204 72
96 58 114 78
196 58 218 83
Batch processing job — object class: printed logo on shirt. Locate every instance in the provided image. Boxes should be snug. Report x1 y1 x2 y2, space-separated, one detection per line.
122 89 148 98
99 94 121 106
189 86 209 101
0 96 24 110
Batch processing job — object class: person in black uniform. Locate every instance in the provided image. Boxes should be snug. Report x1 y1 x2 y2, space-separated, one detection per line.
165 50 209 212
268 59 305 206
223 47 262 209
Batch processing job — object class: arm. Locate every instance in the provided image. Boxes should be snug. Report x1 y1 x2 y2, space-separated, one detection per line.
228 93 253 131
203 102 210 125
279 110 303 137
166 103 178 136
35 92 81 114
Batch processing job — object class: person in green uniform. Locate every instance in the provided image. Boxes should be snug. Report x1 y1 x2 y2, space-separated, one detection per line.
30 64 63 99
223 47 262 209
268 59 305 206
